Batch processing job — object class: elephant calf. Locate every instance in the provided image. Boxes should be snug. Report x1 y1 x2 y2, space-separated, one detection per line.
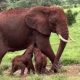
34 48 47 74
10 44 35 75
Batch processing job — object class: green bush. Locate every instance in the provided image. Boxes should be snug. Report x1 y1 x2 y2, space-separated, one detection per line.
66 9 78 26
6 0 38 9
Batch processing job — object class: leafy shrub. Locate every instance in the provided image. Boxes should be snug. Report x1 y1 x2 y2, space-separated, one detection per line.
66 9 78 26
6 0 38 9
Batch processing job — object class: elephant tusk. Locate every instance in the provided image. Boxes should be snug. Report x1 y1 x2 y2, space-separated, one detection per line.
69 35 75 42
58 34 69 43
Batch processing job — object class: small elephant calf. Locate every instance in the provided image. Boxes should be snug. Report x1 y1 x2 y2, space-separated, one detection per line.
34 48 47 74
10 44 35 75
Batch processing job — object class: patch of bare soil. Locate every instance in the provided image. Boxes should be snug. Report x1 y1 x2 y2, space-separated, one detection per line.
61 64 80 76
3 64 80 77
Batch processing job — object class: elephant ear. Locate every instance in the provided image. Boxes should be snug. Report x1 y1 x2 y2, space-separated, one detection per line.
25 13 51 35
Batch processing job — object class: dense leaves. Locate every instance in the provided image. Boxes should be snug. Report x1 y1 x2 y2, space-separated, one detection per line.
0 0 80 10
66 9 78 26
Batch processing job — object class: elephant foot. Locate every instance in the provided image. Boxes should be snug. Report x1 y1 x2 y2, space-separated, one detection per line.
51 63 61 73
40 69 48 74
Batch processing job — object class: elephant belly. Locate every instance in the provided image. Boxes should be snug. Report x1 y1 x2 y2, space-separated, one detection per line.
5 28 33 51
0 23 33 51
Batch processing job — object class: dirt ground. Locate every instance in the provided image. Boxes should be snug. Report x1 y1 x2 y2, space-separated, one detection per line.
3 64 80 77
61 64 80 76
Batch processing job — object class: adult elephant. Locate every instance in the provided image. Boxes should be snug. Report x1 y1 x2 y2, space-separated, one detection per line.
0 6 69 72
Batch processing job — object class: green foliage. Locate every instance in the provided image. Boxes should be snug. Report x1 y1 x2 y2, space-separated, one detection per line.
66 9 78 26
6 0 37 9
0 69 3 75
0 0 80 10
5 0 62 9
0 64 9 71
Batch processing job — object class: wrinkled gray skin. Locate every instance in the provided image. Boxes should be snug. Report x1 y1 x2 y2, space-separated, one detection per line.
0 6 69 72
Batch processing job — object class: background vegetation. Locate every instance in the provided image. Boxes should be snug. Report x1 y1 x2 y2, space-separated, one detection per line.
0 0 80 80
0 0 80 10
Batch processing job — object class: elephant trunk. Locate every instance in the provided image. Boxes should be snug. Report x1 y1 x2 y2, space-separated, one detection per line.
54 25 69 64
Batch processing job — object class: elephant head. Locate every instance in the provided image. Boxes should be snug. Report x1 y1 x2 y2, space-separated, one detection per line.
25 6 69 72
48 6 69 69
25 6 68 40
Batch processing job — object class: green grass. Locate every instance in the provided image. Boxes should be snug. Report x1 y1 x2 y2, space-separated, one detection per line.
0 7 80 80
28 74 67 80
0 74 80 80
0 74 67 80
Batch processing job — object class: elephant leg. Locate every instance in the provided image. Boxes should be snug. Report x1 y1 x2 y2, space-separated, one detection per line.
27 66 30 74
41 67 46 74
35 32 55 67
0 50 7 64
41 65 47 73
0 41 8 64
20 63 26 75
52 41 67 73
10 64 18 75
35 64 41 74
